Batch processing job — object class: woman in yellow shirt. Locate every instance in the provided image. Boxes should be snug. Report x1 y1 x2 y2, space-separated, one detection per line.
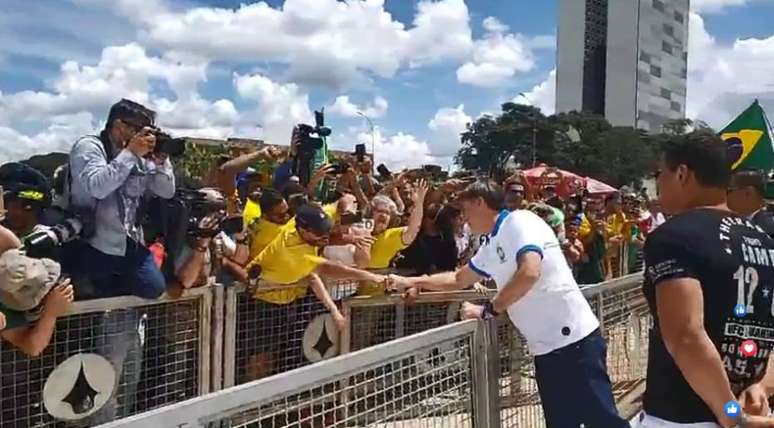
357 180 429 296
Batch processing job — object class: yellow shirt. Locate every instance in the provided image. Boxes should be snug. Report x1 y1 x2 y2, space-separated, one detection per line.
248 227 325 304
606 213 626 238
578 214 592 240
248 218 285 259
359 227 408 296
243 198 262 231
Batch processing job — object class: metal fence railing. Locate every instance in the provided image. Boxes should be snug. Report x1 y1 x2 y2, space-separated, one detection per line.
96 273 647 428
0 271 646 427
0 287 213 428
97 319 489 428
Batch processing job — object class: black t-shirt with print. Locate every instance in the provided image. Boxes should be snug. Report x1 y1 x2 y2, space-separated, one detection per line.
643 208 774 423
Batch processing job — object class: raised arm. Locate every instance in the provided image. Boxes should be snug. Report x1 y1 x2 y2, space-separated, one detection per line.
70 138 138 200
402 179 429 245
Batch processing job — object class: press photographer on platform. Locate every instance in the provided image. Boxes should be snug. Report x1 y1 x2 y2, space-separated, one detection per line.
64 98 177 300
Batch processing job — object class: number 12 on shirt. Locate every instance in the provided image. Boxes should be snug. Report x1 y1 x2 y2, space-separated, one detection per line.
734 265 763 315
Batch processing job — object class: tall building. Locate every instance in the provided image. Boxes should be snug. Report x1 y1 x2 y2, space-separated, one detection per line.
556 0 690 132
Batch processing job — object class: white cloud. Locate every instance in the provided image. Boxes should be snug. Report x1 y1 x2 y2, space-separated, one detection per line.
514 68 556 115
692 0 749 14
686 12 774 127
234 72 314 146
0 42 244 160
0 43 206 125
456 16 535 87
428 104 471 155
0 112 96 163
327 95 389 119
366 129 436 171
111 0 472 89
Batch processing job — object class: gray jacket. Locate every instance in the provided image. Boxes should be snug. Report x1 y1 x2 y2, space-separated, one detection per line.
68 136 175 256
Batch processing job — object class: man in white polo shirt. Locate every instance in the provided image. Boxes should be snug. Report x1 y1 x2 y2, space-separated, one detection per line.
391 180 628 427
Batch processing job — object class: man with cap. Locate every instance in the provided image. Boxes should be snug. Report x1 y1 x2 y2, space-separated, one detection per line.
65 98 175 300
0 162 52 238
237 204 386 379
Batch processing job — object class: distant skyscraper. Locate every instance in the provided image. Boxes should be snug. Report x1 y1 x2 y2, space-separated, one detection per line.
556 0 690 132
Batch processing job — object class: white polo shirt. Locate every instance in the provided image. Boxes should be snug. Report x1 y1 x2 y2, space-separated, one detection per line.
469 210 599 355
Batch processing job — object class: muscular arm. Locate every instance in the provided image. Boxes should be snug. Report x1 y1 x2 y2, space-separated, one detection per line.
491 252 541 314
0 225 22 253
1 315 57 357
307 273 341 316
411 265 481 292
315 260 382 283
402 198 423 246
175 248 208 289
657 278 739 428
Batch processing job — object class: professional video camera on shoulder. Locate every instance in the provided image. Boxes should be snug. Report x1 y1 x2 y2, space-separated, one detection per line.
178 188 243 238
293 109 331 185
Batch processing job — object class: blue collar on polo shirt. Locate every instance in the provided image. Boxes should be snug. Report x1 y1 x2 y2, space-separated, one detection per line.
490 210 510 237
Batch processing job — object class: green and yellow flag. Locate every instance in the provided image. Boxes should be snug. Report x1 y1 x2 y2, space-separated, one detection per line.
721 100 774 172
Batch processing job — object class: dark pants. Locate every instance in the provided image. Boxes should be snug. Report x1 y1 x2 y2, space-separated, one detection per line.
534 329 629 428
65 239 166 300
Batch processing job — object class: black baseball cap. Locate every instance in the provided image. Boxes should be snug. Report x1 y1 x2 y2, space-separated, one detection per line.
295 204 333 235
0 162 51 207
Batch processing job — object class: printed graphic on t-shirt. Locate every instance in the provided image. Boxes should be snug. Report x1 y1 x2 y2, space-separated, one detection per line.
646 212 774 395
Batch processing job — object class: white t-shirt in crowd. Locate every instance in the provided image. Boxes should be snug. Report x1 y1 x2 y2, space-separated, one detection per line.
469 210 599 355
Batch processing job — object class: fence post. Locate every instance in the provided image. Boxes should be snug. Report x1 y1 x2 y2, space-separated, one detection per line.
211 284 224 392
223 286 238 389
199 288 213 395
472 320 491 428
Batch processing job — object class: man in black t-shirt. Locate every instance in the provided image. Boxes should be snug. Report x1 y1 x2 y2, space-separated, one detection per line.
641 132 774 428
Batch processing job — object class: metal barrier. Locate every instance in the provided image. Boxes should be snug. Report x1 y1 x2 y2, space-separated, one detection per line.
97 319 489 428
99 273 648 428
0 287 213 428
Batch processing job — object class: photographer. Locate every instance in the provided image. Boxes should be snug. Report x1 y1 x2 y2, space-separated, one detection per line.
65 99 175 300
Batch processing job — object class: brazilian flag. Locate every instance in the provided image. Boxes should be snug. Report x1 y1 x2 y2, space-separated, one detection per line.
722 100 774 173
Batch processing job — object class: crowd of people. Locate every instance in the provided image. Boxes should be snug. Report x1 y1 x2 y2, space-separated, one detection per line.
3 98 774 427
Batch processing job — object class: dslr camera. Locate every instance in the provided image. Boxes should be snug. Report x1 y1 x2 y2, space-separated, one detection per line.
151 129 187 158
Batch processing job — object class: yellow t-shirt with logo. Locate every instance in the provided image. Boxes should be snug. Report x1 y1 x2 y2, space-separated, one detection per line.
243 198 262 231
247 227 325 305
358 227 408 296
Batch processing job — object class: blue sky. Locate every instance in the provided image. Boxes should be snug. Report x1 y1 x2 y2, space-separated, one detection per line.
1 0 773 169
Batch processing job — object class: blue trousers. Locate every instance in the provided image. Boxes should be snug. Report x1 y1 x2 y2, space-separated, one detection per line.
65 239 166 300
534 329 629 428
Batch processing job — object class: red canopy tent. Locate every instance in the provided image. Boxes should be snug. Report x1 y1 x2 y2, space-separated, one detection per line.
522 164 617 197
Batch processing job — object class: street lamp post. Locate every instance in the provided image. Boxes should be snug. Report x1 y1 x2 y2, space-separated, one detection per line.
357 111 375 168
518 92 537 167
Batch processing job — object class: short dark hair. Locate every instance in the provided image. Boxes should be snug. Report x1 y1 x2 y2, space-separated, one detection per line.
259 189 285 213
731 169 766 196
106 98 156 131
662 131 731 189
458 180 504 211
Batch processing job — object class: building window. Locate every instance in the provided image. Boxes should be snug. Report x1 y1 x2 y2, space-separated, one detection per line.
640 51 651 63
661 88 671 99
674 11 684 23
663 23 674 37
681 67 687 78
653 0 665 12
651 65 662 78
671 101 682 112
662 41 673 54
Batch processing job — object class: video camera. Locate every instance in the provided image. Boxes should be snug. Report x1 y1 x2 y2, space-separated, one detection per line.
294 110 331 186
176 188 242 238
